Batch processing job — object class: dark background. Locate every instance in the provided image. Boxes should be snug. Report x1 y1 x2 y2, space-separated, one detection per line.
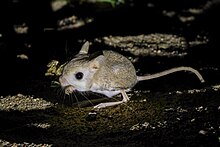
0 0 220 146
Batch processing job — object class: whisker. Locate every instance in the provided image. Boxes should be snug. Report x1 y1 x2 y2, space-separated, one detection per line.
73 92 80 108
69 93 73 105
84 91 91 97
61 90 68 108
79 92 94 106
57 87 64 98
54 86 66 107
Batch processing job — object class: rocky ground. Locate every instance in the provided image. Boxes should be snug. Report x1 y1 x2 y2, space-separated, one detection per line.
0 0 220 146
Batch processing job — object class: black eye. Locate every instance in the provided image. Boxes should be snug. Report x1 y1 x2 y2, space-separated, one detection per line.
75 72 84 80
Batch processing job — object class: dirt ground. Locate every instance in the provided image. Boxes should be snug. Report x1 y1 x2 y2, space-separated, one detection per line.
0 0 220 146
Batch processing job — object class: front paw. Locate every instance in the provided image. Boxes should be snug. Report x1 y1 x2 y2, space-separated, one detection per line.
64 85 75 95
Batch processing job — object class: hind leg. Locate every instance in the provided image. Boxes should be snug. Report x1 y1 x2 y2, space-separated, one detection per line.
93 90 129 109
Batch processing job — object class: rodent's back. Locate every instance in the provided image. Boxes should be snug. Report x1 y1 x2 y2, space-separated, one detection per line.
92 50 137 90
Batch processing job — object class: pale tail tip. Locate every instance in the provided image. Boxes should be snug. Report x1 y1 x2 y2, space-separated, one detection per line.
200 79 205 83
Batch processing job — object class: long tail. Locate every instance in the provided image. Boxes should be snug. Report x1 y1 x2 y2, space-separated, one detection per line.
137 66 205 83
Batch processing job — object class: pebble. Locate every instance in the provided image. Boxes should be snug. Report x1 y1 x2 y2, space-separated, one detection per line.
0 139 52 147
0 93 55 112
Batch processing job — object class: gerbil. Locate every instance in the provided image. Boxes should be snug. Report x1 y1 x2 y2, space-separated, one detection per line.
59 41 205 108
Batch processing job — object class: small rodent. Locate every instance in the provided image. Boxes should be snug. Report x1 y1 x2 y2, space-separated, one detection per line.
59 41 205 108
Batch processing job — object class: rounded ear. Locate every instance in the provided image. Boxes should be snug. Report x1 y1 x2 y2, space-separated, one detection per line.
78 41 90 55
89 55 105 70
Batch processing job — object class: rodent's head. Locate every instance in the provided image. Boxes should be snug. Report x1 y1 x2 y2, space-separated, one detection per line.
59 41 104 94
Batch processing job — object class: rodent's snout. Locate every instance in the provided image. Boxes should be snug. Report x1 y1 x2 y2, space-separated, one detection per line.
59 76 69 87
59 76 76 95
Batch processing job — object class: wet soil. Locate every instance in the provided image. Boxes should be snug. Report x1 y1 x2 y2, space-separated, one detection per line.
0 0 220 146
